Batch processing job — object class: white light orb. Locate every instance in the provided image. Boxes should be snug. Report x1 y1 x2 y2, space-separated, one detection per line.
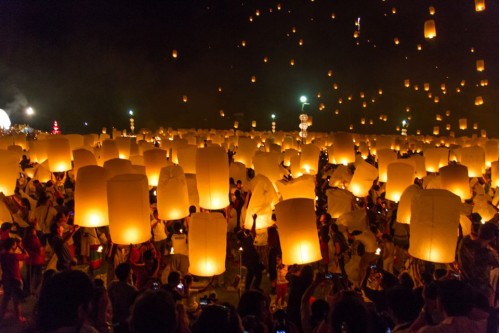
0 109 11 129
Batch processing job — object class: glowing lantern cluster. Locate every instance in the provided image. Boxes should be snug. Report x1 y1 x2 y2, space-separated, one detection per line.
157 165 190 220
189 212 227 276
275 198 322 265
439 164 471 201
47 137 72 172
143 149 169 186
75 166 109 227
424 20 436 39
0 150 20 195
331 133 355 165
396 184 422 224
385 162 416 202
299 144 320 174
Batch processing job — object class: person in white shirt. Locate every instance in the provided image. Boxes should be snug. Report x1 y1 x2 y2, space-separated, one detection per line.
151 209 167 258
170 223 189 276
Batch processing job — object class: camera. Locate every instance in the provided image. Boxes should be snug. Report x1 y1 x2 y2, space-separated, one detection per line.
152 282 160 290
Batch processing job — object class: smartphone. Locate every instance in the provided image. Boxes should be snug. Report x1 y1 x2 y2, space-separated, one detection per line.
370 264 377 269
177 282 184 291
152 282 159 290
200 298 208 307
324 272 334 279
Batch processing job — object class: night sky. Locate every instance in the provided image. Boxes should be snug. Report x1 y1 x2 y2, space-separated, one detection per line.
0 1 498 136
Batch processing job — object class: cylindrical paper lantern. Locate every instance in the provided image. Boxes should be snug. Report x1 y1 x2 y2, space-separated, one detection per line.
83 134 98 147
439 164 471 201
196 146 229 210
275 198 322 265
484 140 498 168
115 137 132 159
189 212 227 276
143 148 169 186
459 118 467 130
476 59 485 72
253 152 283 183
424 147 449 172
229 161 249 189
107 173 151 245
276 175 316 201
157 165 190 220
475 0 485 11
75 166 109 227
99 139 119 164
396 184 422 224
410 155 427 178
0 150 20 195
242 175 277 230
299 144 320 174
348 160 378 197
326 189 353 218
331 133 355 165
103 158 134 180
46 137 72 172
409 189 460 263
28 139 48 163
459 146 485 177
385 162 415 202
491 161 499 188
377 148 397 182
177 144 197 174
73 148 97 180
424 20 436 38
235 137 257 168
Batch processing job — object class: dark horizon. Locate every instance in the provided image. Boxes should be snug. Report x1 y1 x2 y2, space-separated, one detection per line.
0 1 498 137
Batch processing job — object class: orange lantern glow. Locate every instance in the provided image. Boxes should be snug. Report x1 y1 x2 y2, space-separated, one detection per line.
386 162 416 202
424 20 436 39
196 146 229 210
157 165 190 220
439 164 471 201
396 184 422 224
75 165 109 227
46 137 72 172
143 148 169 186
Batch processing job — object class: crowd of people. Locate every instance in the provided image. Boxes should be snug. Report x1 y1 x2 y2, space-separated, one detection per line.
0 147 498 333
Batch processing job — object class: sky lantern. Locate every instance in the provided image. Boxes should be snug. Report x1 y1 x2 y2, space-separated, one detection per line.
275 198 322 265
439 164 471 201
103 158 134 180
157 165 190 220
177 144 197 174
476 59 485 71
300 144 320 174
276 175 315 201
253 151 283 183
243 175 278 230
46 137 72 172
474 96 484 105
107 173 151 245
172 49 178 58
491 161 499 188
235 137 257 168
484 140 498 167
189 212 227 276
377 148 397 182
396 184 422 224
196 146 229 210
99 139 119 165
327 189 353 218
475 0 485 11
417 44 422 50
75 165 109 227
386 162 416 202
404 79 410 87
348 160 378 197
73 148 97 180
394 37 400 45
115 137 132 159
332 132 355 165
459 146 485 177
459 118 467 130
409 189 460 263
251 75 256 83
429 6 436 15
424 147 449 172
424 19 436 39
433 127 440 136
143 148 169 186
0 150 20 195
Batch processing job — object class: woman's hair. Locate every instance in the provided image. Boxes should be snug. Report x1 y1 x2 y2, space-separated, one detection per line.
36 270 94 332
129 290 177 333
192 304 242 333
329 291 372 333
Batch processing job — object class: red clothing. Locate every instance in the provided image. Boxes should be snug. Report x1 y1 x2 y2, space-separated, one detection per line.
24 236 45 265
0 251 25 281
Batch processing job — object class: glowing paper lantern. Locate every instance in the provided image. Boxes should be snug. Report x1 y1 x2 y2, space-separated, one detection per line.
276 175 316 201
275 198 322 265
337 208 368 232
348 160 378 197
196 146 229 210
253 151 284 183
189 212 227 276
396 185 422 224
424 147 449 172
235 137 257 168
377 149 397 182
83 134 98 148
474 96 484 105
0 150 20 195
177 144 197 174
299 144 320 174
157 165 190 220
115 137 132 159
73 148 97 180
439 164 471 201
475 0 485 11
75 166 109 227
409 189 460 263
46 137 72 172
107 174 152 245
331 133 355 165
459 119 467 130
491 161 498 188
459 146 485 177
386 162 416 202
103 158 134 180
410 155 427 178
424 20 436 39
229 161 249 189
242 175 278 230
99 139 119 164
143 148 169 186
476 59 485 72
28 140 48 163
327 189 353 218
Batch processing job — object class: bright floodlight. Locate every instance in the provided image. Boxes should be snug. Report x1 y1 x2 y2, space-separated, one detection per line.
271 114 276 119
300 96 308 103
26 107 35 116
128 109 134 116
0 109 11 129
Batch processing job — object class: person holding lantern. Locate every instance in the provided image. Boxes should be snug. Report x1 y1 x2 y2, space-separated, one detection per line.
236 213 263 291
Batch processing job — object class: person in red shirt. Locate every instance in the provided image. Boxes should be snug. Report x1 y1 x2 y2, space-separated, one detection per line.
0 237 29 322
22 226 45 294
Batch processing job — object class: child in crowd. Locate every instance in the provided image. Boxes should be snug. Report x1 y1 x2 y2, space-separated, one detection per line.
275 255 288 309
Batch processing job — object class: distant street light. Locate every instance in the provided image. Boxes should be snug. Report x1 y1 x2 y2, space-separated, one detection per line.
26 107 35 116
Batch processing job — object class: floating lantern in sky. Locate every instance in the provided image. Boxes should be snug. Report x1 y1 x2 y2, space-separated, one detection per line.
417 44 422 51
459 118 467 130
409 189 460 263
196 146 229 210
396 184 422 224
424 20 436 39
143 148 169 186
0 150 19 195
386 162 416 202
404 79 410 87
182 95 188 103
47 137 72 172
251 75 256 83
75 165 109 227
332 132 355 165
439 164 471 201
157 165 190 220
475 0 485 11
172 50 178 58
474 96 484 105
476 59 485 71
189 212 227 276
394 37 400 45
107 173 151 245
290 59 295 66
429 6 436 15
275 198 322 265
